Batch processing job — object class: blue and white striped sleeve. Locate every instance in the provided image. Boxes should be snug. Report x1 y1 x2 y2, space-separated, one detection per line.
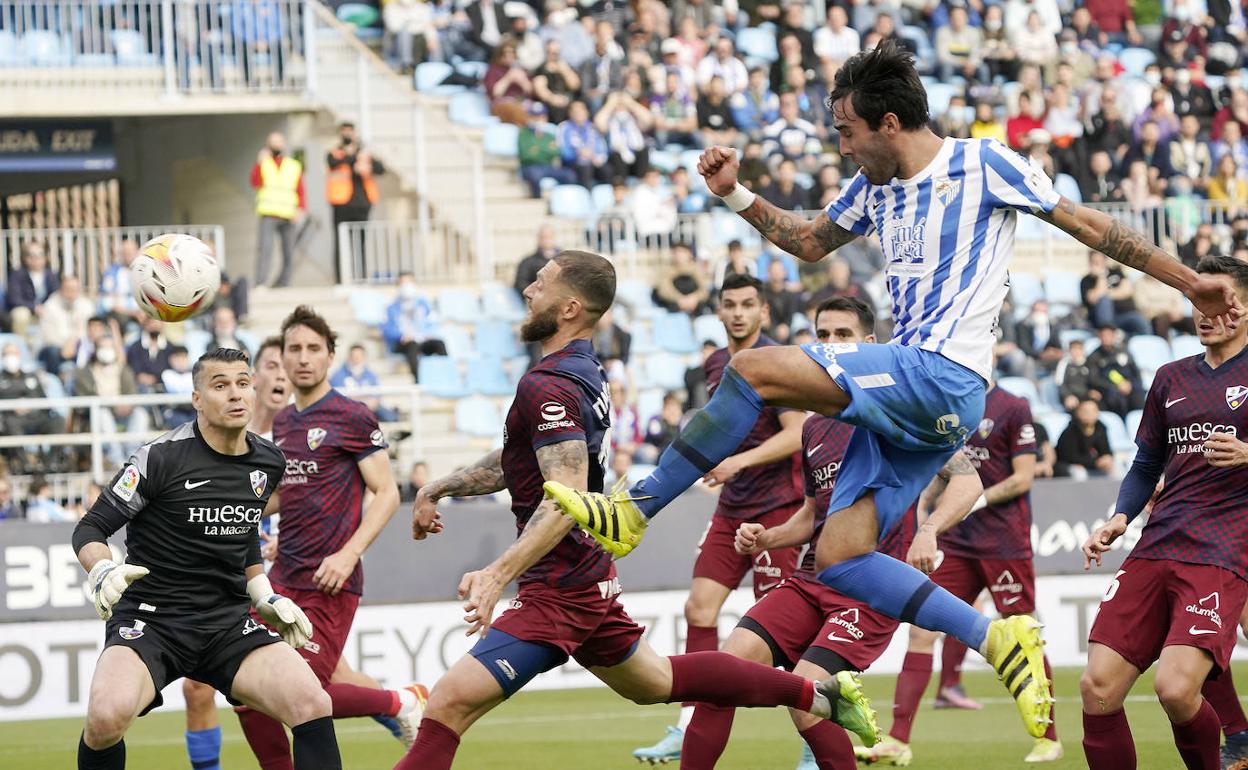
823 171 874 235
981 139 1061 215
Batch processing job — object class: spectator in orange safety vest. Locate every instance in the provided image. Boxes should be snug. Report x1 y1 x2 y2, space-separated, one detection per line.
250 131 305 288
326 121 385 283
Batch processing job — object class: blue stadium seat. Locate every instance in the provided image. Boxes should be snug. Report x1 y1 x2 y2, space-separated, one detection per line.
649 150 679 173
1059 328 1091 349
455 60 487 80
418 356 465 398
1127 334 1172 378
1125 409 1143 442
1044 270 1083 309
482 123 519 157
466 359 513 396
1101 412 1133 453
636 388 666 425
1040 412 1070 443
1054 173 1082 203
680 149 704 179
1009 272 1044 315
630 322 659 354
654 312 698 354
616 279 663 318
736 27 778 62
642 352 688 391
1118 47 1156 77
337 2 380 27
591 183 616 213
454 395 502 437
997 376 1041 411
1037 377 1062 411
1170 334 1202 359
111 29 156 65
925 82 958 118
40 372 68 419
693 314 728 348
0 31 18 66
480 281 525 321
447 92 495 128
348 289 390 326
900 25 935 73
184 329 211 361
20 31 70 65
549 184 595 220
437 288 481 323
415 61 452 92
475 319 522 359
439 325 474 359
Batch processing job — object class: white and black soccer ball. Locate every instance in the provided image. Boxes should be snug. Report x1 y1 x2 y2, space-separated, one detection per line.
130 234 220 323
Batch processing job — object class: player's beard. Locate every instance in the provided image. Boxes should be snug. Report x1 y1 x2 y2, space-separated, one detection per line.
520 304 560 342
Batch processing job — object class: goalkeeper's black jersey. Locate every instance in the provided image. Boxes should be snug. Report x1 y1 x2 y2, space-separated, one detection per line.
76 420 285 625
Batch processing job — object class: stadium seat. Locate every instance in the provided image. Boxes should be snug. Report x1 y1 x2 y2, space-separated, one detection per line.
1127 334 1172 378
437 288 482 324
649 150 679 173
925 82 958 118
480 281 525 321
642 352 688 391
1008 272 1044 315
1037 377 1062 411
418 356 465 398
447 92 495 128
549 184 595 220
348 289 390 327
184 329 211 361
475 319 523 359
0 31 18 66
1170 334 1202 358
736 27 778 62
900 26 936 73
654 312 698 354
590 183 616 213
455 60 487 80
627 462 658 485
439 325 474 359
20 31 70 66
616 279 663 318
693 314 728 348
680 149 704 179
630 322 659 354
41 372 68 419
337 2 380 27
1058 328 1091 349
1118 47 1156 77
997 376 1041 411
636 388 666 425
454 395 502 437
1101 411 1133 453
1125 409 1143 441
1043 270 1083 309
482 123 520 157
466 359 514 397
1054 173 1082 203
111 29 156 66
414 61 453 92
1040 412 1070 444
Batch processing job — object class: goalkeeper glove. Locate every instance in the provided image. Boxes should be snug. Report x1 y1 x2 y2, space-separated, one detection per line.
248 574 313 649
87 559 149 621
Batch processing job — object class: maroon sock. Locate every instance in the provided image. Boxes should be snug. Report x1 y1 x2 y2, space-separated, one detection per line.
324 683 399 718
938 638 967 691
1082 709 1136 770
1171 699 1221 770
394 718 460 770
681 625 720 708
889 652 933 744
680 704 735 770
1043 655 1058 741
798 722 857 770
1202 666 1248 736
668 652 813 711
237 707 294 770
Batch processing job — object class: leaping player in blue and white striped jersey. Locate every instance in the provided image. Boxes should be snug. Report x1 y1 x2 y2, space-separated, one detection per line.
544 41 1242 742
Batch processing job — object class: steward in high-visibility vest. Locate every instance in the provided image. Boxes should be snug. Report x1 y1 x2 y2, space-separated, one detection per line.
255 154 304 220
326 147 379 207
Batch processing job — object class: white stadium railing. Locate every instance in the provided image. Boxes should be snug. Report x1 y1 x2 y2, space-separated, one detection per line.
0 0 310 94
0 383 423 482
0 224 225 292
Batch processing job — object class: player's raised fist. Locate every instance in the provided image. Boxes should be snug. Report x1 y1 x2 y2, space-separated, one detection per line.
697 146 741 197
735 522 767 555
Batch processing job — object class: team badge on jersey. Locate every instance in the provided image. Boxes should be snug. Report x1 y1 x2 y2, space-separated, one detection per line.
935 177 962 206
977 417 995 439
118 620 145 640
250 470 268 498
1227 386 1248 411
369 429 386 447
112 464 140 502
307 427 327 450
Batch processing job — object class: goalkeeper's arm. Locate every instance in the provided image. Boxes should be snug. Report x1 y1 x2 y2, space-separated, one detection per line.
73 500 149 620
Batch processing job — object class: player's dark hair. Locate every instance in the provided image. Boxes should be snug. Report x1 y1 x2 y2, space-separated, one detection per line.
192 347 251 390
826 40 929 131
720 273 765 297
815 296 876 337
552 250 616 320
281 305 338 354
256 335 283 364
1197 254 1248 294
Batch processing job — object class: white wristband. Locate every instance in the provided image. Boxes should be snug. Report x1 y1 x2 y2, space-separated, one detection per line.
247 574 275 605
965 494 989 519
721 183 756 213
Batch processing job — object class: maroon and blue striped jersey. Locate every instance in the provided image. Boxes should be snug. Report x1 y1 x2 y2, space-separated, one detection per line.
270 390 387 596
940 386 1036 560
1130 350 1248 579
503 338 615 588
704 335 804 520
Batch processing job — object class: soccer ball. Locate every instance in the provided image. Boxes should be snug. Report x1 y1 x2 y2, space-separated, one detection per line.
131 234 220 323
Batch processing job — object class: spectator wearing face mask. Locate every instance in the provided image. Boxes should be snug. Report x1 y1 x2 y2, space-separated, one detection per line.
71 336 149 466
0 341 64 474
126 316 173 394
383 273 448 381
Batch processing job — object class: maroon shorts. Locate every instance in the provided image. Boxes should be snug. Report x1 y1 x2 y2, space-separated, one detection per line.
490 578 645 669
739 576 900 672
1089 557 1248 676
693 504 803 598
266 581 360 685
930 552 1036 615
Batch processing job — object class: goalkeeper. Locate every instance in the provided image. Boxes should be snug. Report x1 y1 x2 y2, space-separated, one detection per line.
71 347 341 770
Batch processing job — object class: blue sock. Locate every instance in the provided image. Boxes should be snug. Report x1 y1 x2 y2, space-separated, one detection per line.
632 366 764 518
185 726 221 770
372 714 402 739
817 552 990 651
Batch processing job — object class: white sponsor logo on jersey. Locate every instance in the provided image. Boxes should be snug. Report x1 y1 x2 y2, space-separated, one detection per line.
827 607 864 643
1186 591 1223 628
537 400 576 431
1169 423 1238 453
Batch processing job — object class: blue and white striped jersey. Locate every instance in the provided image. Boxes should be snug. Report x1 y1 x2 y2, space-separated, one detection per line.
824 137 1061 381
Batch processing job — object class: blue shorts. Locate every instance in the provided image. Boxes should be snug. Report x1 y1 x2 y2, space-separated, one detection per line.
799 342 986 536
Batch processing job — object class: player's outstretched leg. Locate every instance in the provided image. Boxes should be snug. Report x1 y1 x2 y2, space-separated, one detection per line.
80 647 156 770
546 348 845 556
183 679 223 770
230 644 341 770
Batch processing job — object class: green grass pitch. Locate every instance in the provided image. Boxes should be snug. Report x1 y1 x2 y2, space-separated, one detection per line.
2 663 1235 768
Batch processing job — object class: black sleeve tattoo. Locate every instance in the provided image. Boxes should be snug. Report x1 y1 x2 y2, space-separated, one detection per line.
424 449 506 500
517 441 588 539
1037 198 1160 272
738 198 856 261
